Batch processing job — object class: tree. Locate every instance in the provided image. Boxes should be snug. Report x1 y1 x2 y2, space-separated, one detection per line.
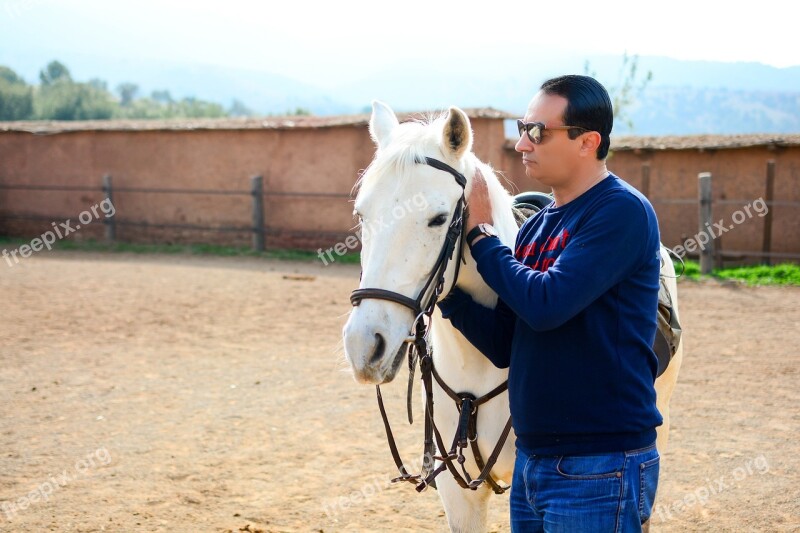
36 81 114 120
288 107 312 116
7 60 238 121
151 90 173 104
89 78 108 92
173 97 226 118
116 82 139 106
0 66 34 120
584 53 652 130
228 98 254 117
0 66 26 85
39 60 72 86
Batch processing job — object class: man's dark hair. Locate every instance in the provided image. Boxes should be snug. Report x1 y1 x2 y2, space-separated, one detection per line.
540 75 613 160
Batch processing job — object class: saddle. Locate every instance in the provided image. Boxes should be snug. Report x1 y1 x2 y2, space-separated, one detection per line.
654 263 682 377
511 192 682 378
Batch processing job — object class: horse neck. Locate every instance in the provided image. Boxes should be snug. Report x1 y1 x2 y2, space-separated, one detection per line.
429 161 517 385
453 160 518 309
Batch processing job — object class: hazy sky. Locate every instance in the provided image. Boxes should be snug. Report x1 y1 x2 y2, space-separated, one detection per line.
1 0 797 86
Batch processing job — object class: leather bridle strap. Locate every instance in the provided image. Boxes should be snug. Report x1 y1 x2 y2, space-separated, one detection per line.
374 321 431 487
424 156 466 188
429 363 511 494
376 383 420 483
419 354 513 494
350 156 467 316
352 288 419 313
432 364 508 406
352 156 511 495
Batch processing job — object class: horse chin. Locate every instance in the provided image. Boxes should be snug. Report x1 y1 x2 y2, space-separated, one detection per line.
349 342 407 385
379 344 408 384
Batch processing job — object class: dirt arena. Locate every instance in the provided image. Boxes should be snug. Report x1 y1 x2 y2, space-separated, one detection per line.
1 251 798 532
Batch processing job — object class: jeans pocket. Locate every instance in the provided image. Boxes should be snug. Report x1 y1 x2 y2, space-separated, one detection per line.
556 452 625 480
638 453 660 523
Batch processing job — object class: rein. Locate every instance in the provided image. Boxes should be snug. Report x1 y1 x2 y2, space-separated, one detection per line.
350 156 511 495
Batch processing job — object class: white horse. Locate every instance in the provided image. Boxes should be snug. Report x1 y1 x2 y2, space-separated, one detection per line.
342 101 683 533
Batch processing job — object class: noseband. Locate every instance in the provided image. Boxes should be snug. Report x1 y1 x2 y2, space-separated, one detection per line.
350 156 467 317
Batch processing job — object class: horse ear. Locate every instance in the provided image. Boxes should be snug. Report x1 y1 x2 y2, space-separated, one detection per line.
441 107 473 160
369 100 399 148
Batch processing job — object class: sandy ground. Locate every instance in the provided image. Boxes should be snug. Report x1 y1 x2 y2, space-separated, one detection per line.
0 251 798 533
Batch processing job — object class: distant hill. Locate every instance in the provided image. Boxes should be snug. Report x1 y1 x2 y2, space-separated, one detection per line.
113 63 355 116
1 53 798 134
0 54 355 116
626 87 800 135
331 55 800 135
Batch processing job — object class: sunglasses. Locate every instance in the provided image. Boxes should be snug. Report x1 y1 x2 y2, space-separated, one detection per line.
517 119 590 144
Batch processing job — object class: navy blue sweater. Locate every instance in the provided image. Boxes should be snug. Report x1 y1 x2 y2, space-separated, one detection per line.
438 173 663 456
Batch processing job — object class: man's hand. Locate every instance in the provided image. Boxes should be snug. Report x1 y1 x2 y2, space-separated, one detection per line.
466 167 494 244
467 167 493 227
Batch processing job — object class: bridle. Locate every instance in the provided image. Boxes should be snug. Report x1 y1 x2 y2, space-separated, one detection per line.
350 156 512 494
351 157 467 318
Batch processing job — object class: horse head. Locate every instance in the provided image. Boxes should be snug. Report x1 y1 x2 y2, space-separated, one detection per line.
342 101 479 384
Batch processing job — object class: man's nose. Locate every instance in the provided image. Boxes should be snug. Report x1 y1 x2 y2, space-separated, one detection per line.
515 134 533 153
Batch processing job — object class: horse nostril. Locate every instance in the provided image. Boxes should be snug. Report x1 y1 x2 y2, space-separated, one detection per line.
369 333 386 365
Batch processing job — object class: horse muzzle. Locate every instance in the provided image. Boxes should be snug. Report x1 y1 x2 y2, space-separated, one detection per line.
343 321 409 384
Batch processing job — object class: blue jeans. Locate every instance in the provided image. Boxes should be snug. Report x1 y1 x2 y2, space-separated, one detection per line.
510 443 660 532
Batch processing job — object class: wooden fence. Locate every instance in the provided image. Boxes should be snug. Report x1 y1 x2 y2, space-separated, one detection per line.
1 160 798 269
0 176 353 251
639 159 800 272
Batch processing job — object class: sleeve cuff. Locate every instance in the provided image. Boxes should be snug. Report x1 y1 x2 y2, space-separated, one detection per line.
470 235 506 264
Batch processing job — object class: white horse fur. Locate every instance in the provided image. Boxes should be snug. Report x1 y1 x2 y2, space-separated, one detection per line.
343 101 683 533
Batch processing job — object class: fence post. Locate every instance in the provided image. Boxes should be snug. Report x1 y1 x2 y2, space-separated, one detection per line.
698 172 713 275
762 160 775 265
251 175 265 252
640 162 651 198
102 174 116 243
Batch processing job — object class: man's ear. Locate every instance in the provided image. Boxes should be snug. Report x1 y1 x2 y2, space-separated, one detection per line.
441 106 473 160
579 131 602 157
369 100 399 149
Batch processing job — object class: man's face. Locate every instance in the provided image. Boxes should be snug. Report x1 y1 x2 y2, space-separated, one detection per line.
514 92 583 187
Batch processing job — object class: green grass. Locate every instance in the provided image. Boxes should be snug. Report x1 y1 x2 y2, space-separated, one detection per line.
0 236 362 265
674 259 701 280
674 259 800 286
2 236 796 282
714 263 800 286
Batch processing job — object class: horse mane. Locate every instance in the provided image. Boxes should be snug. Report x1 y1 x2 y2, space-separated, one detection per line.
352 111 515 248
353 112 449 197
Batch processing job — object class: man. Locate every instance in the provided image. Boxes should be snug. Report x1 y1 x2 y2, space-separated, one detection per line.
437 75 662 532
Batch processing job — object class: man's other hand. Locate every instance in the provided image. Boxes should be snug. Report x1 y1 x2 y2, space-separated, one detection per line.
467 167 494 231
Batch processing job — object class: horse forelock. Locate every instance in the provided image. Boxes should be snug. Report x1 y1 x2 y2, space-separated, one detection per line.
354 112 449 199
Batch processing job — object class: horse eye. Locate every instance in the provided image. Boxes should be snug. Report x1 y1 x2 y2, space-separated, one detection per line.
428 214 448 227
